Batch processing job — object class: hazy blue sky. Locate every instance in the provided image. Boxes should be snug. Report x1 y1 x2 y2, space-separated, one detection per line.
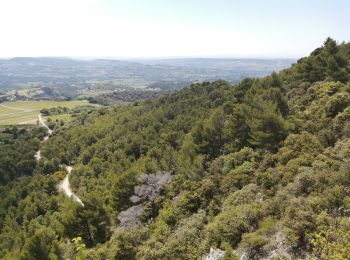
0 0 349 58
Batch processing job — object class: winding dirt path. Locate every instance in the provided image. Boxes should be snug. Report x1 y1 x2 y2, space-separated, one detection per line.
58 166 84 206
35 113 84 206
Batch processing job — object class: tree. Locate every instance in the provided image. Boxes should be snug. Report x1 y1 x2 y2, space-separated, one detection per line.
20 228 60 260
224 104 250 151
60 195 111 247
247 100 289 151
195 108 226 158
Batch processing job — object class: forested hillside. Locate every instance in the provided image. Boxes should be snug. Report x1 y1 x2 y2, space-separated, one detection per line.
1 38 350 259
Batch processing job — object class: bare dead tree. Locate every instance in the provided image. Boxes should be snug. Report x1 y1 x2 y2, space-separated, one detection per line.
117 171 172 228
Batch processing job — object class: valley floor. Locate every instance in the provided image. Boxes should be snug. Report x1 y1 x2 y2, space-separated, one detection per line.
0 100 90 125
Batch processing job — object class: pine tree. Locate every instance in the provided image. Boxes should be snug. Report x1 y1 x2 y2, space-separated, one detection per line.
247 100 289 151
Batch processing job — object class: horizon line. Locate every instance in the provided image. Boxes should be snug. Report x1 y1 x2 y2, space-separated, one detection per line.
0 55 297 61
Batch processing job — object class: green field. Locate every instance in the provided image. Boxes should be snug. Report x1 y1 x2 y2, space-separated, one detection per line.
0 100 90 125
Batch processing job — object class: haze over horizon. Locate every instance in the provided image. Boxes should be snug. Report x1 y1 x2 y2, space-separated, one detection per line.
0 0 349 59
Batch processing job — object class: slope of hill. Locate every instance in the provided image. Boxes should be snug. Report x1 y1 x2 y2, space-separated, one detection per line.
1 38 350 259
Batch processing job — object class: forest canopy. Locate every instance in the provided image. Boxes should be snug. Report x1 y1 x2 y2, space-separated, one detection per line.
1 38 350 259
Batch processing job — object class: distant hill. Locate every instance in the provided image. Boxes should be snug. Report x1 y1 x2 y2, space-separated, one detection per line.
138 57 293 70
0 57 294 95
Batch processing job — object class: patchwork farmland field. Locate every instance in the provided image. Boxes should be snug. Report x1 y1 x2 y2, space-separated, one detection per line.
0 100 90 125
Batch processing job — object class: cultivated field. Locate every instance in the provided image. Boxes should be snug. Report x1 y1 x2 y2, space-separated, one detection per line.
0 100 90 125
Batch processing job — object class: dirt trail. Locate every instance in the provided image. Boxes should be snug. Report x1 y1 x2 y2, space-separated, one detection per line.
58 166 84 206
35 113 84 206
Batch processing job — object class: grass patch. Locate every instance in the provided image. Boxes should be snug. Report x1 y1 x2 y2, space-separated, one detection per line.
0 100 91 125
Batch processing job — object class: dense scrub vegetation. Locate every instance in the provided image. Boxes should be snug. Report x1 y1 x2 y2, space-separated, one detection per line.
87 89 165 105
40 105 97 117
0 126 45 185
1 38 350 259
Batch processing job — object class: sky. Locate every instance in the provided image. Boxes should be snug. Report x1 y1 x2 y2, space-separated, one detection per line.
0 0 349 59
